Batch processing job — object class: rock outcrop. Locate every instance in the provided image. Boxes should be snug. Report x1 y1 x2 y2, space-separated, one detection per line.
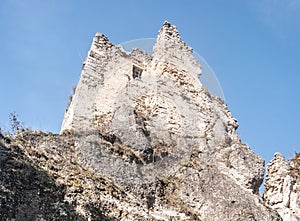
58 21 281 220
263 153 300 221
0 22 287 220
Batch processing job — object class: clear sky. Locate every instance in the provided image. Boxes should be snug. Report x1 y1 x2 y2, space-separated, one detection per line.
0 0 299 165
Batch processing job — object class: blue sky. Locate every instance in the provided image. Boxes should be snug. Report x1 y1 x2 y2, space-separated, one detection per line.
0 0 299 164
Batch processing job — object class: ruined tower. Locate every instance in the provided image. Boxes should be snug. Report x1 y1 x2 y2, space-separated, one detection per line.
61 21 201 134
58 22 282 220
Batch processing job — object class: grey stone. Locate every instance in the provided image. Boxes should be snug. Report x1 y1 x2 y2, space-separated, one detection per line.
59 21 282 220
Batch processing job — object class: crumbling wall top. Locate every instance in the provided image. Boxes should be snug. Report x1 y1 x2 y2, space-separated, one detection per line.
92 32 113 51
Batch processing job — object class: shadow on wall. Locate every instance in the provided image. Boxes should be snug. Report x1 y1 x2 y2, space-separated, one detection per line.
0 139 83 220
0 137 116 221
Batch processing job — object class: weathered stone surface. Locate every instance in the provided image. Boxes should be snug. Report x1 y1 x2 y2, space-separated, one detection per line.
264 153 300 221
0 22 287 220
1 129 282 221
59 21 281 220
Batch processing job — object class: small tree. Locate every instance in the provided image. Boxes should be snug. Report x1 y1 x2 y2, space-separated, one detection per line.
9 112 24 135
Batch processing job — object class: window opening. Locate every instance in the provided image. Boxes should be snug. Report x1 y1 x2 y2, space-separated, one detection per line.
133 65 143 79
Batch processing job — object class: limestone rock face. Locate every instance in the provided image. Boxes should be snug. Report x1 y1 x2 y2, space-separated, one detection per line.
58 21 282 220
263 153 300 221
0 22 285 220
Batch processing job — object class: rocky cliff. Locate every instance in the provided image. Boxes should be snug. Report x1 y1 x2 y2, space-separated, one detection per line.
263 153 300 221
0 21 297 220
